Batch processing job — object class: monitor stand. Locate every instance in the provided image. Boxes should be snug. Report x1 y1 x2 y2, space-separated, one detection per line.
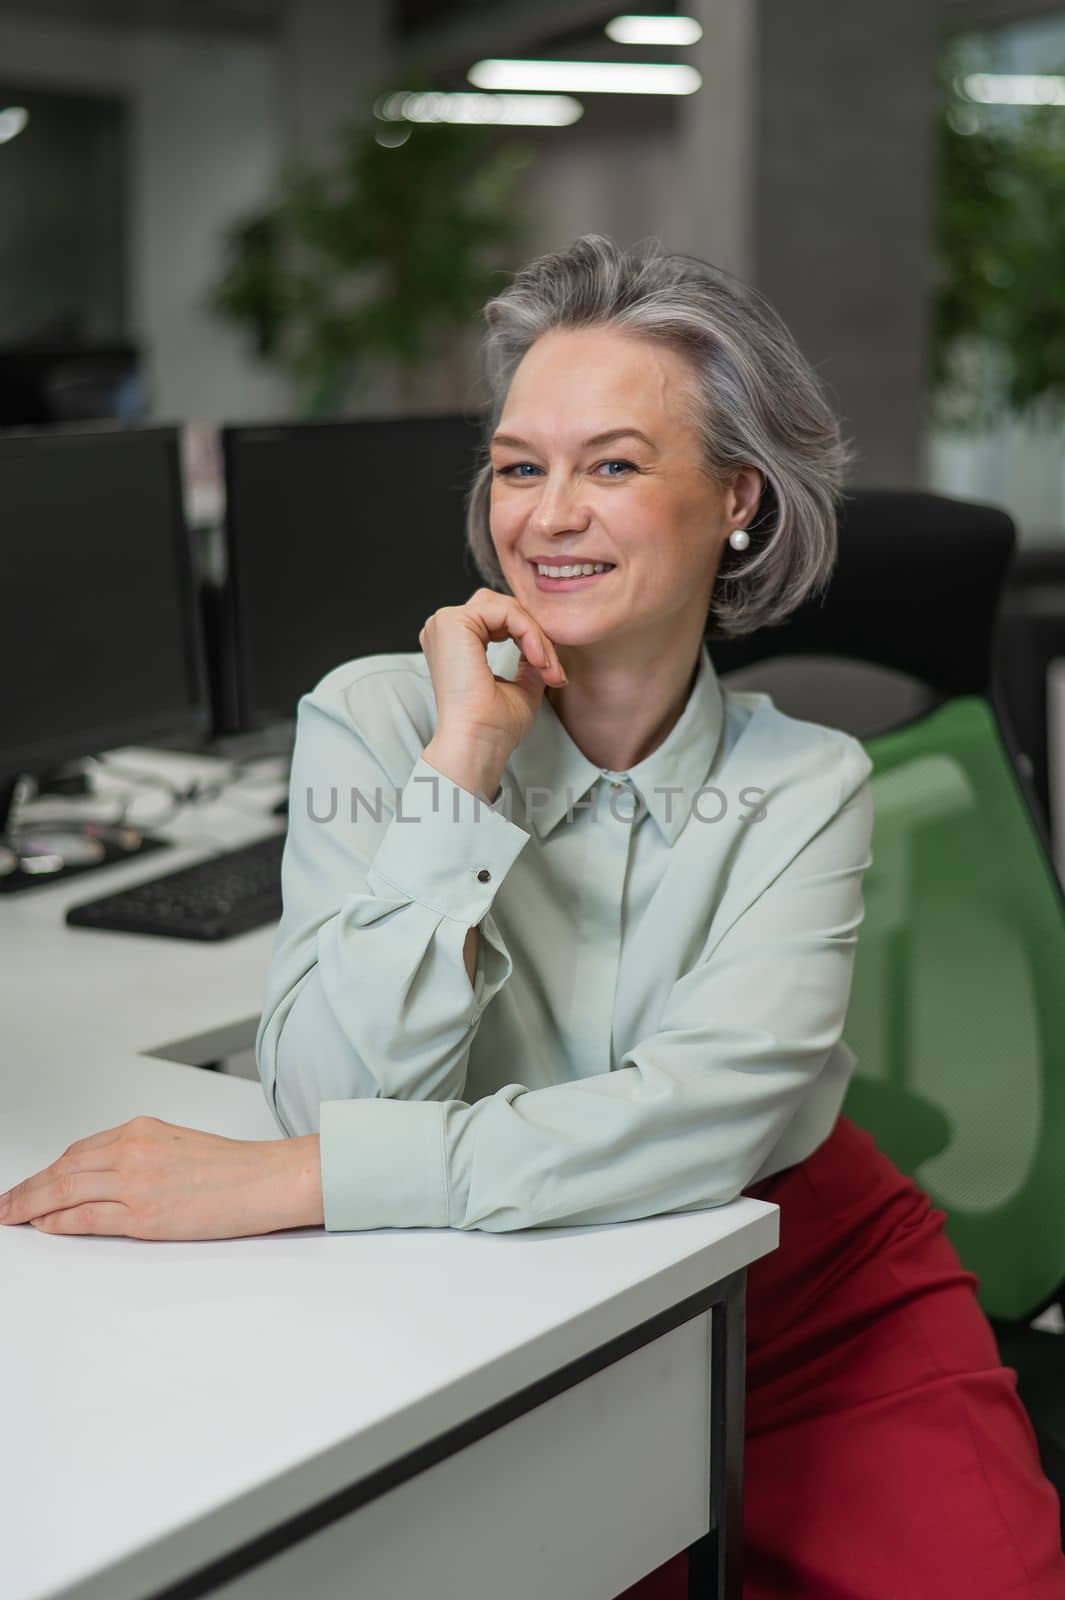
0 774 171 895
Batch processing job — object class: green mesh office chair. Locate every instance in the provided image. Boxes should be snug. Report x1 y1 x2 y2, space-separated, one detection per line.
710 488 1065 1526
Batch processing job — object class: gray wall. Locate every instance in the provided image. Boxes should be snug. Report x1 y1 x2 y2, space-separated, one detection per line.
0 11 288 421
753 0 940 485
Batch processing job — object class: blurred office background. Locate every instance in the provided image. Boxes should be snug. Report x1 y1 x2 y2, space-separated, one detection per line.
4 0 1065 873
0 0 1061 522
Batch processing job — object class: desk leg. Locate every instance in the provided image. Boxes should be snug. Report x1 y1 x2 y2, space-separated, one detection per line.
688 1267 746 1600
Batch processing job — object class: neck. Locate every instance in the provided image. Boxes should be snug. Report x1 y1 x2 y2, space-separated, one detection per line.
545 637 703 772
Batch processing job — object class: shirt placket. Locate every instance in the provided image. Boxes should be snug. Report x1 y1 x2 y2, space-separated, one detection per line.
570 773 637 1071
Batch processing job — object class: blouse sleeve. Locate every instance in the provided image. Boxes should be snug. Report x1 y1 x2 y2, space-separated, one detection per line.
255 670 531 1140
317 743 875 1232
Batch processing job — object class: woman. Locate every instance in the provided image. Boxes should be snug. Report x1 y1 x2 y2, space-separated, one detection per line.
3 234 1063 1597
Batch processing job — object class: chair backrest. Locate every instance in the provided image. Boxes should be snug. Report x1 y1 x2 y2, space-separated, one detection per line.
709 487 1015 698
849 696 1065 1321
711 489 1065 1322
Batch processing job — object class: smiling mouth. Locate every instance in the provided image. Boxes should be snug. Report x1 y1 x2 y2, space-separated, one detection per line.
528 560 616 577
528 564 617 595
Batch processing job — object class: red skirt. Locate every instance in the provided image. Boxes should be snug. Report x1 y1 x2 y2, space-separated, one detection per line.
617 1112 1065 1599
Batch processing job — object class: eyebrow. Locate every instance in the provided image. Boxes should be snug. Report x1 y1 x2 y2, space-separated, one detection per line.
490 427 657 452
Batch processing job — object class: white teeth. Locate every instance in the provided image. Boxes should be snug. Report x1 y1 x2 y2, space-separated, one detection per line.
536 562 614 578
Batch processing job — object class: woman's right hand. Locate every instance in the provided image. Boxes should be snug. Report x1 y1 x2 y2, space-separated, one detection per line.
418 588 567 762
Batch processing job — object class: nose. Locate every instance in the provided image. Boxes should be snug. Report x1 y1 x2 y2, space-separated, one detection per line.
529 477 592 538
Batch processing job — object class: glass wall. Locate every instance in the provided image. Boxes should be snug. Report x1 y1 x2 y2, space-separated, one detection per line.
924 13 1065 547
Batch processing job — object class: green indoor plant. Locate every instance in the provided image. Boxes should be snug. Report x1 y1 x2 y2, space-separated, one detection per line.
931 45 1065 432
209 81 535 416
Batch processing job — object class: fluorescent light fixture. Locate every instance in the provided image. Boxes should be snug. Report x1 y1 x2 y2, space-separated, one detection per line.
958 72 1065 106
605 15 703 46
374 90 583 126
0 106 29 144
468 59 701 95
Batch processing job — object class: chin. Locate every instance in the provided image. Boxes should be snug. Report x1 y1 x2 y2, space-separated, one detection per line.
538 617 622 647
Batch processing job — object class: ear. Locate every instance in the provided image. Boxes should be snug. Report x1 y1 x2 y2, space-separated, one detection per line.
724 466 764 529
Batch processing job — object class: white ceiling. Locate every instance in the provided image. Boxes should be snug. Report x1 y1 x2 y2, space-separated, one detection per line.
0 0 284 35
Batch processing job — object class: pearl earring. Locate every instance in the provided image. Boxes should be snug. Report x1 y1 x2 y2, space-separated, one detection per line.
729 528 750 551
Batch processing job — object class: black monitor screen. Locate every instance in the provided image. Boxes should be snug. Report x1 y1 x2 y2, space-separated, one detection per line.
222 413 487 727
0 426 207 777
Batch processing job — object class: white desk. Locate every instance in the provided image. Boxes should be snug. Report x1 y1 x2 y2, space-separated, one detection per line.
2 749 779 1600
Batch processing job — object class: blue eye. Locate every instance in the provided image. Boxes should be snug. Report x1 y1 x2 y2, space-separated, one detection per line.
494 460 637 479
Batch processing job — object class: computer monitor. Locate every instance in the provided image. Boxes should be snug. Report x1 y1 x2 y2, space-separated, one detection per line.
0 423 209 832
217 412 487 733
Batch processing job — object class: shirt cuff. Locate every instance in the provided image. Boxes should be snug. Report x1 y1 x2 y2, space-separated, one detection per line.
367 756 529 925
319 1098 448 1230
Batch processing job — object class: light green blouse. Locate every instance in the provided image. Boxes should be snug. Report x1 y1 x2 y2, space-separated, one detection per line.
256 636 875 1233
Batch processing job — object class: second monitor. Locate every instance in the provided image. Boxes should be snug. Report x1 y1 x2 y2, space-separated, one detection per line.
218 413 489 734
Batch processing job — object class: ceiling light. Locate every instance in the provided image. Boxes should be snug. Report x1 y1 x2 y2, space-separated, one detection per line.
468 60 701 95
605 15 703 45
0 106 29 145
958 73 1065 106
373 91 583 126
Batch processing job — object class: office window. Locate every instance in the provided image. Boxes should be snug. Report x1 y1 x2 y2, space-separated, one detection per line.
925 14 1065 547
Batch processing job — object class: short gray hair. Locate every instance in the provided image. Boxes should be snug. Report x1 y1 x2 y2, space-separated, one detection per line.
464 232 852 640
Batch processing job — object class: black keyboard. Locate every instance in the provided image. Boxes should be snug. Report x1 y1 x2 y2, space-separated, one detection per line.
65 832 285 941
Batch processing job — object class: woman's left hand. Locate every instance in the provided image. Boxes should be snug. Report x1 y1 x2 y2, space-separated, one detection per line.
0 1117 324 1239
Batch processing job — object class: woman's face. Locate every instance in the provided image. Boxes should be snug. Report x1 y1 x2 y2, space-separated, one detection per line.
488 325 761 651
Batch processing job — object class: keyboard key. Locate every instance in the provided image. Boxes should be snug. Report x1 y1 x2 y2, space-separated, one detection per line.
65 833 285 941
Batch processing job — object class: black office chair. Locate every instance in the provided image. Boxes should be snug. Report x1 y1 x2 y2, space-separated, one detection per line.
707 488 1065 1536
995 546 1065 840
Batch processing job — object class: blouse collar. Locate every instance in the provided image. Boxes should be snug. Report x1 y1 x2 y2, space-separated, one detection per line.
492 636 726 847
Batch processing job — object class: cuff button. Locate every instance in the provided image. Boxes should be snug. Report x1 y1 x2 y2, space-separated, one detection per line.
476 868 491 882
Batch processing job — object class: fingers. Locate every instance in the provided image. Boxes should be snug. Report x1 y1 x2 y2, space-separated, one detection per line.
462 589 566 682
422 590 561 674
0 1119 151 1224
1 1163 122 1225
30 1202 129 1236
